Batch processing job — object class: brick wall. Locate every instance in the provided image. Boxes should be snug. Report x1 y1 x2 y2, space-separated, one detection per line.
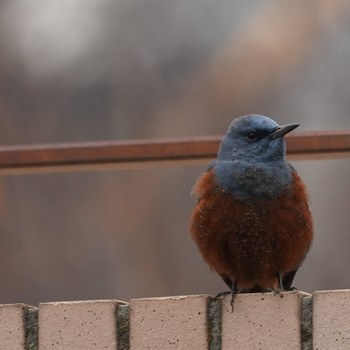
0 290 349 349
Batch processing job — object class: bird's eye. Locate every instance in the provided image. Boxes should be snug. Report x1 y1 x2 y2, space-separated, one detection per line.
246 132 258 141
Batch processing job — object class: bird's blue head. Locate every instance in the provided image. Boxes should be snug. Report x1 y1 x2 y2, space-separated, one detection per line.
213 114 299 199
217 114 298 163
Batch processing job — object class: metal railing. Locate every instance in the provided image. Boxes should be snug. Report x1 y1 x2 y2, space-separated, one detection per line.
0 130 349 175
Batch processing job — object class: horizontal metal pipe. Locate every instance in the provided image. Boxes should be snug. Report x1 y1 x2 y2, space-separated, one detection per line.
0 130 349 175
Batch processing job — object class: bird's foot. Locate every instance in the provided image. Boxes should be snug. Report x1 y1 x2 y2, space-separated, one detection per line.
230 297 234 312
215 285 237 312
259 287 284 296
260 287 275 294
214 290 231 300
273 288 284 296
214 290 235 312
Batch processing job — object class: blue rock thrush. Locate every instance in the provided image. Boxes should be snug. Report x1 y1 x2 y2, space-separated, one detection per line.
190 114 313 309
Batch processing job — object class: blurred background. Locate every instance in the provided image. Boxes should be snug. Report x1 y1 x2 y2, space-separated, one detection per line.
0 0 349 305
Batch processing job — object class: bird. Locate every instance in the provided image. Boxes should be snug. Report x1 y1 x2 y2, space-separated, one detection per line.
189 114 313 309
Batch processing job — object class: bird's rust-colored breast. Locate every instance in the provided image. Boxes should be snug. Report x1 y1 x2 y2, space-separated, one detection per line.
190 168 313 289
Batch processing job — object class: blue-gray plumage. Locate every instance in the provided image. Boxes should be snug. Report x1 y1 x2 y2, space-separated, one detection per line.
190 114 313 310
212 114 299 200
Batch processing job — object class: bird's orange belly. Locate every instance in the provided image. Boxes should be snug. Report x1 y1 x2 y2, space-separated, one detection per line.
190 170 313 290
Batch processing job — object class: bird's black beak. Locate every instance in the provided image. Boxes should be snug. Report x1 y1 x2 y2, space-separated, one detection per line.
267 123 299 140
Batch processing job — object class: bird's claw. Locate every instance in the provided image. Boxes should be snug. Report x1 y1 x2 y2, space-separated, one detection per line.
214 290 231 300
273 288 283 296
215 288 237 312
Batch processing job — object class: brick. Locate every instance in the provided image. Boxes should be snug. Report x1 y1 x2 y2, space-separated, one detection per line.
0 303 36 350
130 294 210 350
313 289 350 349
38 299 126 350
221 291 308 350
